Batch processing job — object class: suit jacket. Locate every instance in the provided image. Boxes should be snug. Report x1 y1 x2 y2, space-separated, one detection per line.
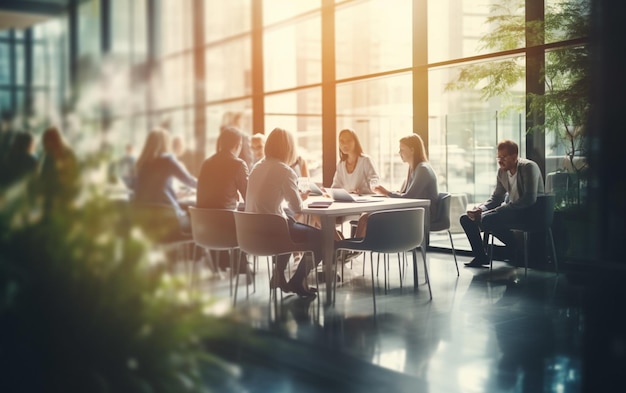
196 150 248 210
481 157 544 212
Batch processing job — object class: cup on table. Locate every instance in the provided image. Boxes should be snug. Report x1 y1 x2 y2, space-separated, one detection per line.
298 177 310 193
369 178 379 193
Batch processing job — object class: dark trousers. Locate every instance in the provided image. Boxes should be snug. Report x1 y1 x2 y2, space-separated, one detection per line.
276 217 322 283
460 208 526 261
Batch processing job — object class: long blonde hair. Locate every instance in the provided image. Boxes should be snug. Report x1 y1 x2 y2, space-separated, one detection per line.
136 128 172 172
399 134 428 169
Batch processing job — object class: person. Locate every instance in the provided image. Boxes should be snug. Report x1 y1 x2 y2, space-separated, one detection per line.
197 126 250 274
331 128 379 194
221 111 252 169
373 134 439 218
460 139 545 267
172 135 197 176
356 133 439 237
0 131 38 187
197 126 248 210
116 143 136 190
245 127 322 298
39 126 80 213
133 128 198 233
250 132 266 166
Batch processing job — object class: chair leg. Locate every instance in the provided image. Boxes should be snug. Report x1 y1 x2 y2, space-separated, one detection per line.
548 228 559 275
523 232 529 278
448 230 459 276
370 252 377 315
419 247 432 300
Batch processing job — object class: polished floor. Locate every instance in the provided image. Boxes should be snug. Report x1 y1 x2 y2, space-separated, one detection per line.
195 241 623 393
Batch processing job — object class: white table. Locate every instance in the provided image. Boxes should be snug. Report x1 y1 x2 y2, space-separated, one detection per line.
301 195 431 305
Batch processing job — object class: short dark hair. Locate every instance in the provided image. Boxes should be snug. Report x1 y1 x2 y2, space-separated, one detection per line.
217 126 243 152
497 139 519 156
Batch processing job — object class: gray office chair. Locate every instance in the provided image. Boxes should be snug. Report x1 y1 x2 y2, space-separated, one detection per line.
430 192 459 276
188 207 252 303
487 194 559 277
233 211 319 302
334 207 432 314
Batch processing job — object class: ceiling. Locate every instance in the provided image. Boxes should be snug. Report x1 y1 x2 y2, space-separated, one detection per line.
0 0 73 31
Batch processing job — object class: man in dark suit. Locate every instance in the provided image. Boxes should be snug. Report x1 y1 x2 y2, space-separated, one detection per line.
461 139 545 267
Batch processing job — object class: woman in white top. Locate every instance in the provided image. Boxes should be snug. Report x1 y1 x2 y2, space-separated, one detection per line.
331 128 379 194
245 127 321 298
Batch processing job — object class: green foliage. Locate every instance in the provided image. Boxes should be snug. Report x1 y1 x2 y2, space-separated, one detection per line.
445 0 591 157
0 178 249 393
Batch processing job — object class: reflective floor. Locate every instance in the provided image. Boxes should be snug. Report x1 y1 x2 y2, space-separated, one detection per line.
198 246 621 393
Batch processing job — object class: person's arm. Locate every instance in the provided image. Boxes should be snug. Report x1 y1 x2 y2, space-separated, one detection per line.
395 164 435 199
362 156 379 193
330 161 343 188
283 166 303 215
169 155 198 189
481 169 507 211
235 161 249 201
299 156 310 177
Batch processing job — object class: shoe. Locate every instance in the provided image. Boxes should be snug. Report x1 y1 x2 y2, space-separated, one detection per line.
269 275 291 293
285 280 317 298
464 257 490 268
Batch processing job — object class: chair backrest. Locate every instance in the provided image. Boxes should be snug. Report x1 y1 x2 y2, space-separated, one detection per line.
234 211 307 256
430 192 451 232
361 208 425 253
188 207 238 250
513 194 556 231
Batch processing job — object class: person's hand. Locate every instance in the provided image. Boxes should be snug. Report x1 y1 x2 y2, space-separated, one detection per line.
376 185 390 196
466 207 482 221
300 190 310 201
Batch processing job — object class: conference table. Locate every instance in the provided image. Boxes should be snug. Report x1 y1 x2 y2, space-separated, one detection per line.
301 195 431 305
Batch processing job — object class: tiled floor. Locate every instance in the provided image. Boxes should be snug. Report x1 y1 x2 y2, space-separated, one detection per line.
196 247 621 393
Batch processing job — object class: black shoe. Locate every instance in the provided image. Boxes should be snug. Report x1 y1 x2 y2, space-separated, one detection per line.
464 257 490 268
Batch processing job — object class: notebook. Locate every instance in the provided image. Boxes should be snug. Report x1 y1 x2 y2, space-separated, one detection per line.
327 188 380 203
309 182 325 196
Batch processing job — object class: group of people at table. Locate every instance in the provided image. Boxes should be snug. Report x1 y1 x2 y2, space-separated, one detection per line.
128 124 544 298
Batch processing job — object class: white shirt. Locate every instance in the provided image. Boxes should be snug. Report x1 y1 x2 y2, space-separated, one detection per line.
508 170 519 203
245 157 302 218
331 154 379 194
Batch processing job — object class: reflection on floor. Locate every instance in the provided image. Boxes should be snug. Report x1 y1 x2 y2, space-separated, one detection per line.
196 249 621 393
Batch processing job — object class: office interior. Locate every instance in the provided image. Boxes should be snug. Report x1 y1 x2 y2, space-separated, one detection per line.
0 1 624 392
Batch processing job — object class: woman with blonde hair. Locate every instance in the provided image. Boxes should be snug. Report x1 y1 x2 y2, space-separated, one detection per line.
245 127 322 297
133 128 197 232
355 133 438 237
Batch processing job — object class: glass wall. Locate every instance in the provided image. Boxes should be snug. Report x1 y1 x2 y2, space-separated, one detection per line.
0 0 590 252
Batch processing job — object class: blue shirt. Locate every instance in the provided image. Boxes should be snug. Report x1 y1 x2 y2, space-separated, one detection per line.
133 153 197 215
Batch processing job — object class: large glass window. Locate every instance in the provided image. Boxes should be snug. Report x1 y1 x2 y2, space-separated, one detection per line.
160 1 193 57
263 14 321 92
336 73 413 189
205 37 251 101
429 57 526 203
335 0 412 80
204 0 251 42
263 0 320 26
428 0 525 64
265 88 323 180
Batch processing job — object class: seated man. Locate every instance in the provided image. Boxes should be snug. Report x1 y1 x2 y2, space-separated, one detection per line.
461 139 544 267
